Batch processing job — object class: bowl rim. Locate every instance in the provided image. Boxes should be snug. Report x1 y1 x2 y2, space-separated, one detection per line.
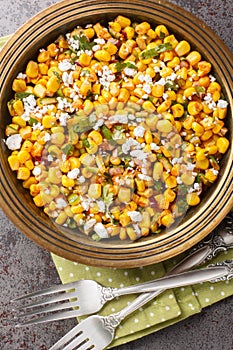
0 0 232 267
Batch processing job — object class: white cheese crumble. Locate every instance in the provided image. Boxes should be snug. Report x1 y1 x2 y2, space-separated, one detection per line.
78 176 86 184
56 198 68 209
94 222 109 238
16 72 27 79
84 218 96 231
127 211 143 222
67 168 80 179
58 59 75 72
217 100 228 108
5 134 22 150
32 166 42 176
150 143 160 151
133 125 145 138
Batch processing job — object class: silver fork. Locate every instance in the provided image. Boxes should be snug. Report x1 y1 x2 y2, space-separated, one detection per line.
48 259 233 350
13 213 233 326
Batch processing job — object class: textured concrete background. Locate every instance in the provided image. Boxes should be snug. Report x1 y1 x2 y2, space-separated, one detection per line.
0 0 232 349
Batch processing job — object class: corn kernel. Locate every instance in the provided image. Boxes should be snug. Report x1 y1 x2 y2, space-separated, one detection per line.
94 50 111 62
216 137 229 154
175 40 191 56
26 61 39 78
186 193 200 206
115 15 131 28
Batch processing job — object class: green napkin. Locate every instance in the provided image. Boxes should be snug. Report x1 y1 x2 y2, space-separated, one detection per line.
52 247 233 348
1 35 232 348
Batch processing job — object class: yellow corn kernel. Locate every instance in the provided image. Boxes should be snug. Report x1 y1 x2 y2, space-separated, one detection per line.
205 145 218 155
167 56 180 68
165 175 177 188
94 50 111 62
37 50 50 63
144 130 152 144
151 84 164 98
157 100 171 114
153 162 163 180
175 40 190 56
59 160 70 173
8 155 20 171
110 156 121 165
79 81 92 96
118 43 130 59
23 176 37 189
42 115 56 128
88 183 102 199
30 184 40 197
186 51 202 66
160 66 174 78
26 61 39 78
115 15 131 28
73 213 85 225
47 43 59 57
92 83 101 95
205 169 218 183
196 148 207 161
187 101 203 115
12 99 24 116
47 76 60 93
80 153 95 166
135 178 145 192
197 61 211 76
62 175 75 188
34 84 47 98
142 100 155 113
88 130 103 145
17 166 30 180
33 193 44 207
164 34 179 48
196 158 209 170
183 87 196 99
55 212 68 225
157 119 173 133
17 150 31 164
126 227 138 240
119 227 127 240
47 66 62 77
109 82 120 97
71 204 85 214
118 187 131 203
161 213 175 227
79 53 92 66
216 137 229 154
171 103 184 118
25 159 34 170
124 26 135 39
19 126 32 140
118 88 130 103
119 213 131 227
155 24 169 37
48 167 62 184
86 139 98 154
102 42 118 55
186 193 200 206
192 121 204 136
135 21 151 35
180 173 195 186
82 99 93 115
12 79 27 92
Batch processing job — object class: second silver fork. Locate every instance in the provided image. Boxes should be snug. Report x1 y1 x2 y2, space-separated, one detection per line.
13 213 233 326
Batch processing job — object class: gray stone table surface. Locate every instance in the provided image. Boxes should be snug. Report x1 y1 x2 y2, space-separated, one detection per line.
0 0 232 349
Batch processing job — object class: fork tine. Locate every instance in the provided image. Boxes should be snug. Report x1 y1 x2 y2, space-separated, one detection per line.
49 324 84 350
17 299 79 318
15 290 77 310
15 309 83 327
63 338 93 350
11 281 78 302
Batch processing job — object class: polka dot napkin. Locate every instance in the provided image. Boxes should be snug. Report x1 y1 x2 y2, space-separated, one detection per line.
1 34 232 349
52 246 233 348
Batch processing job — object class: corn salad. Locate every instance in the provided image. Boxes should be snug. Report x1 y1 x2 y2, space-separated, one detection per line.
5 16 230 241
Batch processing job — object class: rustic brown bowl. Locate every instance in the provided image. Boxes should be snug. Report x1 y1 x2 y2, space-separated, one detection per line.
0 0 232 268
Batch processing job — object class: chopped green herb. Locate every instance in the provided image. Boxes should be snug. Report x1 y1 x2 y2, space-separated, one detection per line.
83 138 91 148
73 35 95 51
165 81 179 91
115 61 137 73
92 233 102 241
159 31 166 39
61 143 74 156
140 43 173 60
72 114 96 133
101 125 113 140
28 117 39 126
53 70 62 83
15 92 35 100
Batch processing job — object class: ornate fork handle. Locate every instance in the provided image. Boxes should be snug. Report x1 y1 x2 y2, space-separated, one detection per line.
209 260 233 282
191 212 233 263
